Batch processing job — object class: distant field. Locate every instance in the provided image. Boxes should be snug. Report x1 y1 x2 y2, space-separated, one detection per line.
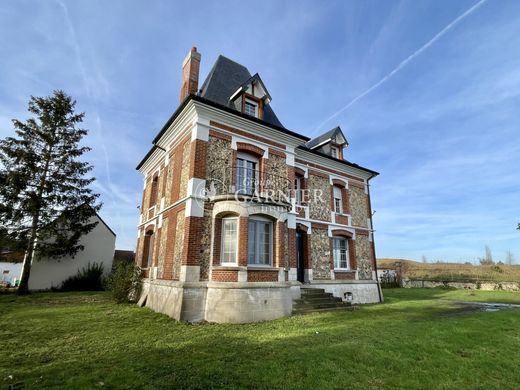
378 258 520 282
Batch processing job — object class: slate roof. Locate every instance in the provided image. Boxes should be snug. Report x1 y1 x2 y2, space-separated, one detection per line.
199 55 284 128
306 126 348 149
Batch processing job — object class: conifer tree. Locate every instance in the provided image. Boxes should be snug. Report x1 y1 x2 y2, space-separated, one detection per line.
0 90 100 295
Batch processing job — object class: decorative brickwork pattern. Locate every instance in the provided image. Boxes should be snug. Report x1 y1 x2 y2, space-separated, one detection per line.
247 270 279 282
308 174 331 222
179 141 190 199
311 228 331 280
172 212 185 280
335 271 356 280
356 234 373 280
212 269 238 282
350 185 369 227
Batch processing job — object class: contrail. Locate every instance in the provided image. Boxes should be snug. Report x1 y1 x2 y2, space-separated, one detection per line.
314 0 487 133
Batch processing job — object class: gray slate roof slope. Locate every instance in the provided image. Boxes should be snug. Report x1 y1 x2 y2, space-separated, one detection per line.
199 55 284 128
306 126 347 149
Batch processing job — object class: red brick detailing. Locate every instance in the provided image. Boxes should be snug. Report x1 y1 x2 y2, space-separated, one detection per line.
236 142 265 158
237 216 249 267
182 216 203 267
335 214 349 225
331 229 353 238
152 227 162 267
209 129 232 141
296 223 309 232
212 269 238 282
332 179 347 187
189 139 207 179
247 269 278 282
349 239 357 270
209 120 286 149
296 207 305 218
311 222 328 230
212 217 222 265
335 271 356 280
294 167 305 176
180 47 200 103
288 228 297 268
275 221 284 268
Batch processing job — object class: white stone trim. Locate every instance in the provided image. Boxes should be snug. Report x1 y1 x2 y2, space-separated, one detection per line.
180 265 200 282
231 136 269 159
286 146 295 166
185 198 204 218
192 122 209 141
287 213 296 229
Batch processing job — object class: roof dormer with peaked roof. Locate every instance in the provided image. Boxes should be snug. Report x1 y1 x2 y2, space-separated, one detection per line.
305 126 349 160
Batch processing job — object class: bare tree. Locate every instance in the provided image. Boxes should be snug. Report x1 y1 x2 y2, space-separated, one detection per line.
421 255 427 263
505 251 515 265
479 245 494 265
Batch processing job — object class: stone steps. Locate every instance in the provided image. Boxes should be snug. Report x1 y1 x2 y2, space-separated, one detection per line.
293 287 354 315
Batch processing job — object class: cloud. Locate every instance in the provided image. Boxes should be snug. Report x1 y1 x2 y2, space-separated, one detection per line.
313 0 488 133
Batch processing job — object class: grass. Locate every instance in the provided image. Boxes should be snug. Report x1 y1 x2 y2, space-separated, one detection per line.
1 289 520 389
379 258 520 282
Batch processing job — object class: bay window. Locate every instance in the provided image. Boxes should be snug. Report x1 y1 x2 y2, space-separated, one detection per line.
248 218 272 265
333 237 349 269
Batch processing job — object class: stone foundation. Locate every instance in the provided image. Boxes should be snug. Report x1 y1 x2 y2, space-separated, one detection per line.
310 280 381 304
141 279 381 323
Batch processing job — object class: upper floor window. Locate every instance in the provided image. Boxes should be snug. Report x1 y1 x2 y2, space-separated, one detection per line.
331 146 338 158
221 218 238 265
236 153 259 195
295 176 302 205
149 176 159 207
333 186 342 213
333 237 349 269
248 218 272 265
244 99 258 117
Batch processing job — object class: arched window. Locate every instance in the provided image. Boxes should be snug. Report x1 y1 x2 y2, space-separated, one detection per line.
142 230 155 268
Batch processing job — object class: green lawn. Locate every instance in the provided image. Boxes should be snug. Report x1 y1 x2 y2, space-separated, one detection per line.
1 288 520 389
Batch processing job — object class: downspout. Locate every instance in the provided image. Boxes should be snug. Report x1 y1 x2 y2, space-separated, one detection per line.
367 176 383 303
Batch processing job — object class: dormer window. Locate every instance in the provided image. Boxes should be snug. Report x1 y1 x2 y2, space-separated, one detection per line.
331 146 338 158
244 99 258 117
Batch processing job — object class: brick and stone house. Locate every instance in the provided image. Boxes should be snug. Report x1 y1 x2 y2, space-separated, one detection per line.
135 47 381 323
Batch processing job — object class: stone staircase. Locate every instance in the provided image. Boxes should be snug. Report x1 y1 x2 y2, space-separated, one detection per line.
292 287 355 315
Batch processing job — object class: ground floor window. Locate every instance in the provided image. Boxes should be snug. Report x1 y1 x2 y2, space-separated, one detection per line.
333 237 349 269
248 218 272 265
221 218 238 264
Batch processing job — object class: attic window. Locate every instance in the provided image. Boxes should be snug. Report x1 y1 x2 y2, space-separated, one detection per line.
331 146 338 158
244 100 258 117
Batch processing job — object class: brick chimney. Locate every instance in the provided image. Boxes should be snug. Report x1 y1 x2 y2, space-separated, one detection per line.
179 47 201 103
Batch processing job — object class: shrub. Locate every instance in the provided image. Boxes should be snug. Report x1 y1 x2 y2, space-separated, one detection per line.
105 262 142 303
60 262 105 291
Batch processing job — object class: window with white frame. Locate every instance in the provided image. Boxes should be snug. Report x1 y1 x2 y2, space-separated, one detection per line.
333 237 349 269
244 100 258 117
236 153 259 195
221 218 238 264
248 218 272 265
295 176 302 205
331 146 338 158
333 186 342 213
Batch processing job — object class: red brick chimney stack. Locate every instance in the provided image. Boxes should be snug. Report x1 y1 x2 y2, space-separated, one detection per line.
180 47 201 103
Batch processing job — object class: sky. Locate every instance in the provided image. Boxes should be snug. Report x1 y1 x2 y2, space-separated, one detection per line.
1 0 519 263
